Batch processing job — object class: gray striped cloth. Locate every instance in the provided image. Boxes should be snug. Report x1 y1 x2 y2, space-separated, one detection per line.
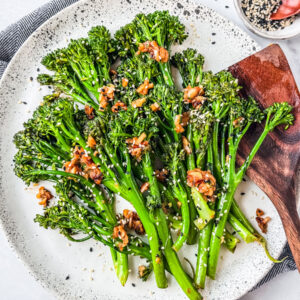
0 0 296 294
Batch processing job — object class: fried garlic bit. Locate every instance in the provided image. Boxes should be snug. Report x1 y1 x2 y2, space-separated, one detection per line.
150 102 160 112
122 77 129 87
162 202 170 214
174 115 184 133
256 208 264 217
256 216 271 234
155 168 168 182
36 186 53 207
136 79 154 95
98 84 115 111
182 136 192 155
64 146 103 185
84 105 95 120
137 41 169 63
255 209 271 234
122 209 145 235
140 182 150 193
233 116 245 127
138 265 147 278
112 225 129 251
187 168 216 198
80 153 103 185
109 69 117 76
87 136 97 149
111 101 128 113
126 133 150 162
174 112 189 133
131 97 147 108
64 146 84 175
183 85 205 109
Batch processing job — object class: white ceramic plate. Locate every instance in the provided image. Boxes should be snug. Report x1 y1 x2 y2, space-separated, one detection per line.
0 0 290 299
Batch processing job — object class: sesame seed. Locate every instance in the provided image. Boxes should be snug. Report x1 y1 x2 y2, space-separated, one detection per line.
241 0 295 31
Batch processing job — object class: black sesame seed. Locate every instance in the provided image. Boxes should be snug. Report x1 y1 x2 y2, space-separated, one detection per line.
132 283 136 287
65 275 70 280
241 192 245 195
89 247 93 252
211 41 216 45
29 77 33 81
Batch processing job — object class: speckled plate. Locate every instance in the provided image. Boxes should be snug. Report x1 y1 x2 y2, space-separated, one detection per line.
0 0 289 299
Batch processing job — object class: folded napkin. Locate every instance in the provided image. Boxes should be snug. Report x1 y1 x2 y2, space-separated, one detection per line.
0 0 296 294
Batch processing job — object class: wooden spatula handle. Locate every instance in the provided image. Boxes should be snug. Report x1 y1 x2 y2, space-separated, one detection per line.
276 199 300 270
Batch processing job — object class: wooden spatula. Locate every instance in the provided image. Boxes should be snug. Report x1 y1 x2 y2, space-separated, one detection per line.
228 44 300 271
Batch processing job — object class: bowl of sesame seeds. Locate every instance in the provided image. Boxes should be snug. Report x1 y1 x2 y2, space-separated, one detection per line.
234 0 300 39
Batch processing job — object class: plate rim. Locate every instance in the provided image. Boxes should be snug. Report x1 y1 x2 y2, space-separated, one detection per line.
0 0 290 299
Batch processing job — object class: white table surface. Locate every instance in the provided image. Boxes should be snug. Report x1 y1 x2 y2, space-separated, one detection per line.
0 0 299 299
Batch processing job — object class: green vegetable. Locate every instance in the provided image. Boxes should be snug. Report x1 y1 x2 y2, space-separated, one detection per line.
13 10 294 299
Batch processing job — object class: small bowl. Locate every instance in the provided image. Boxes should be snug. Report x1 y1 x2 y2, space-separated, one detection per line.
233 0 300 39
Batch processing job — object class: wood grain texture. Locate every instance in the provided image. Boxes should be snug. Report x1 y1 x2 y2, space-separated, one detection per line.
228 44 300 271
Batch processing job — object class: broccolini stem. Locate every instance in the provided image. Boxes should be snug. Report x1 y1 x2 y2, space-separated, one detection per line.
159 62 174 86
177 156 198 245
229 203 283 262
194 143 214 289
219 125 257 236
223 230 240 253
116 251 129 286
142 152 201 299
194 221 213 289
212 122 222 184
220 124 226 171
102 170 169 289
192 188 215 230
207 188 235 279
172 184 190 251
227 213 257 243
186 124 196 170
236 128 269 183
230 200 255 233
125 184 168 288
